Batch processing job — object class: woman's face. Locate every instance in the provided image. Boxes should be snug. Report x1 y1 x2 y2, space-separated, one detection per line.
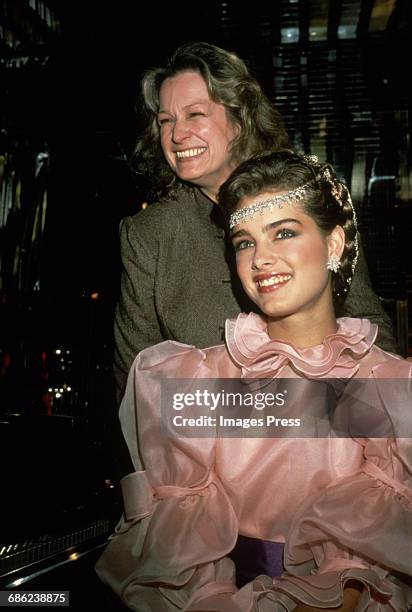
158 70 239 199
231 192 343 324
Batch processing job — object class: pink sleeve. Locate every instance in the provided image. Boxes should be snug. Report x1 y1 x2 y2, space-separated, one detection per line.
95 342 241 611
267 436 412 611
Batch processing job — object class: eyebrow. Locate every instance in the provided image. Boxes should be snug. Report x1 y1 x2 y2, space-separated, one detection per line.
158 101 209 115
230 217 303 238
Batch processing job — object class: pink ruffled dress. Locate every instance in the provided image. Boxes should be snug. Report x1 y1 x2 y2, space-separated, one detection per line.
96 314 412 611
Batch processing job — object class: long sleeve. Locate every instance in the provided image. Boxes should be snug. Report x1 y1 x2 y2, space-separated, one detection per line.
272 435 412 611
113 215 165 403
340 237 396 353
96 342 240 612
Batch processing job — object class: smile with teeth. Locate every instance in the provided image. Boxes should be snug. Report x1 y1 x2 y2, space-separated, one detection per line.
256 274 292 289
176 147 207 159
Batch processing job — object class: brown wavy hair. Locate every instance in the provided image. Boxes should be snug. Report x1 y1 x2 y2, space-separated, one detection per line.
218 150 358 307
134 42 289 200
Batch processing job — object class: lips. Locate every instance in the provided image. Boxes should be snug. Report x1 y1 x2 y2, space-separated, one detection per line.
254 274 292 293
175 147 207 159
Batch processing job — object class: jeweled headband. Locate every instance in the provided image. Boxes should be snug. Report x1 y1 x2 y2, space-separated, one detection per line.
228 184 309 229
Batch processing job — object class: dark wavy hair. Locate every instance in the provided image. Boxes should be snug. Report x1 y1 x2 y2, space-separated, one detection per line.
134 42 289 199
218 150 358 307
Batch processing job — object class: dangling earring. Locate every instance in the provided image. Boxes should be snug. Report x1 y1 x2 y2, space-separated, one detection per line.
327 254 341 273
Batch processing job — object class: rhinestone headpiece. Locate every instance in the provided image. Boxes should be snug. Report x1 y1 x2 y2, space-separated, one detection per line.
228 184 309 230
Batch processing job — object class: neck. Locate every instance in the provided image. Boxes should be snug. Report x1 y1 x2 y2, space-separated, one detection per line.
199 186 218 203
267 307 338 349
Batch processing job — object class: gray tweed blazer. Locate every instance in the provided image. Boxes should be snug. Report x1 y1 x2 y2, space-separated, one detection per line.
114 187 396 400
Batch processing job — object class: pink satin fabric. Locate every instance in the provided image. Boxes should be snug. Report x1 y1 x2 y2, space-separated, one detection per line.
96 315 412 611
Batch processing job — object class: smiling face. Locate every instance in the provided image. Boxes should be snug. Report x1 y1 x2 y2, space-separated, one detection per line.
158 71 239 199
231 191 344 329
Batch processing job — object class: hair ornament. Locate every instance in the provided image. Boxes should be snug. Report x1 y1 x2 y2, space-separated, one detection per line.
316 166 345 207
228 184 309 229
301 153 319 166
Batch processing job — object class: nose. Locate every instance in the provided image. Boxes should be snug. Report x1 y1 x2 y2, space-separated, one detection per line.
252 241 278 270
172 118 190 143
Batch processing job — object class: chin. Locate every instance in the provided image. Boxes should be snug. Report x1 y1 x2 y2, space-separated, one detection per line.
252 295 290 315
177 170 205 184
262 308 293 320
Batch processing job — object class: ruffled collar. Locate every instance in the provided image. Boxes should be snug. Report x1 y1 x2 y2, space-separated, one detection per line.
225 313 377 379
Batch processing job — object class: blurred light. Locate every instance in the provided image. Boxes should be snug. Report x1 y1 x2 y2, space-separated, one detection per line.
141 202 149 210
55 349 61 355
90 292 99 300
69 553 79 561
48 388 53 392
281 27 299 43
55 392 62 398
67 386 72 392
337 24 356 39
11 578 24 587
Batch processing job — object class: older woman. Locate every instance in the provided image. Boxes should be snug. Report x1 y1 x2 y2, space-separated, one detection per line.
97 151 412 611
113 41 395 403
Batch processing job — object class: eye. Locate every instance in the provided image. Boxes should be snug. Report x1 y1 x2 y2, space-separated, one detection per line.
233 239 254 252
157 117 172 127
276 228 296 240
188 112 205 118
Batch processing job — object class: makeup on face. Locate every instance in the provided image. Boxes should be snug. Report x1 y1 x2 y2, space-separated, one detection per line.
231 192 334 324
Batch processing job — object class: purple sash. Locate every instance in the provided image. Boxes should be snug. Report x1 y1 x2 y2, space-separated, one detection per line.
228 535 284 587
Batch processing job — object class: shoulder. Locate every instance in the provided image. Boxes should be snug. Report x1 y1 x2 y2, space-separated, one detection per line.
368 345 412 379
121 188 203 234
131 340 231 377
350 325 412 376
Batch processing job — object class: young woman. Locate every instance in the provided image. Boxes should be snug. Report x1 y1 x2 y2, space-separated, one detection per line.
97 151 412 611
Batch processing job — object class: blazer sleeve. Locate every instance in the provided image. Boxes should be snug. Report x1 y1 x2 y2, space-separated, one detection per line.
114 215 165 403
340 235 397 353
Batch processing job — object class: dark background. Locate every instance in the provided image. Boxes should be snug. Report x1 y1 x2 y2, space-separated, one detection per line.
0 0 410 604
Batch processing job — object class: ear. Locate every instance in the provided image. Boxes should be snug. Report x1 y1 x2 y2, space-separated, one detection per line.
232 120 241 138
326 225 345 260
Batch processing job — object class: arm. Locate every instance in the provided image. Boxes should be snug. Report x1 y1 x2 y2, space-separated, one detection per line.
97 345 240 611
340 235 397 352
113 215 164 403
280 433 412 611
